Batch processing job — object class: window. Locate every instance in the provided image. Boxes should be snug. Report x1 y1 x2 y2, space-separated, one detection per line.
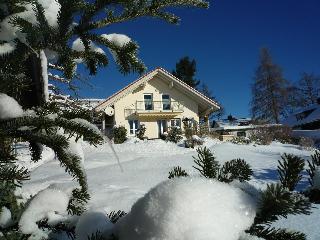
171 119 181 128
237 131 246 137
144 94 153 110
129 120 139 135
162 94 171 110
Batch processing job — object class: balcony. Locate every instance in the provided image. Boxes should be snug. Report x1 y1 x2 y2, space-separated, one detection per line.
125 101 184 118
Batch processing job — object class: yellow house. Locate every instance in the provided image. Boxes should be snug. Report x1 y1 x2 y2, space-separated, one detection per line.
95 68 220 139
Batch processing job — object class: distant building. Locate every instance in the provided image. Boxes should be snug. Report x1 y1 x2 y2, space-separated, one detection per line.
282 98 320 143
282 98 320 130
76 99 105 110
211 117 255 140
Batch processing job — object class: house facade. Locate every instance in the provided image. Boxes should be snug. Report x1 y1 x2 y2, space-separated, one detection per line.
282 99 320 144
94 68 220 139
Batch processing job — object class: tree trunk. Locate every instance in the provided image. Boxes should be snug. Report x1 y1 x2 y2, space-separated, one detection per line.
22 53 45 108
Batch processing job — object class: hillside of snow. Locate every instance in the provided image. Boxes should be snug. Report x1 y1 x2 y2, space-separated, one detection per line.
19 138 320 239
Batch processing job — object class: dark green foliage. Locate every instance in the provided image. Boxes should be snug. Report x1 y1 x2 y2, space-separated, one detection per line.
193 147 220 179
136 124 146 140
247 183 311 240
306 150 320 186
253 184 311 225
0 111 105 218
1 0 209 100
168 166 189 179
108 210 127 224
218 159 253 183
112 126 127 144
278 154 305 191
166 126 183 143
87 231 104 240
245 154 312 239
172 56 200 88
305 150 320 203
29 141 43 162
248 226 306 240
0 0 210 238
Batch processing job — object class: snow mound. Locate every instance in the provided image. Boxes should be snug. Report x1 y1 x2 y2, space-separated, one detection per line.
0 207 12 228
115 178 256 240
19 188 69 236
0 93 24 119
75 211 113 240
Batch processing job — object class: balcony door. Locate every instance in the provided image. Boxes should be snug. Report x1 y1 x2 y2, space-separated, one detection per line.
162 94 171 110
144 94 153 110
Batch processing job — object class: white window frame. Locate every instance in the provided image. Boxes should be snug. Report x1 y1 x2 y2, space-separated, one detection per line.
129 120 139 136
162 94 171 110
170 118 181 128
144 93 153 110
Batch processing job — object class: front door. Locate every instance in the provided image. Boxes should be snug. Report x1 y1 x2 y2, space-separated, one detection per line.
157 120 168 137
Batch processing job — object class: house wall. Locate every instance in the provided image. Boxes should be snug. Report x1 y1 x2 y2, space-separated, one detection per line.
113 76 199 139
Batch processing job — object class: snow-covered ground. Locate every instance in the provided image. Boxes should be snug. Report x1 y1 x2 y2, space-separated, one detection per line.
19 138 320 239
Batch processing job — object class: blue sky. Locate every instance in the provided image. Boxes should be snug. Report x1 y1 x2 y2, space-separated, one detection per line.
77 0 320 118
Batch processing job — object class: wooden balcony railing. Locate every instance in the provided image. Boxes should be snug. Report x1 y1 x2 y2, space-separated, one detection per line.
125 101 184 117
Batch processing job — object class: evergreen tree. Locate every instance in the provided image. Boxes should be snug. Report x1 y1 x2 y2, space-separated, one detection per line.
200 83 213 99
191 148 311 240
172 56 200 88
193 147 220 179
199 83 225 120
0 0 209 238
250 48 289 123
218 159 253 183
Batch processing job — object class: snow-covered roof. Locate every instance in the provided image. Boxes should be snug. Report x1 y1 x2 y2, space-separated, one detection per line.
212 118 281 131
282 103 320 128
75 98 105 109
94 68 220 114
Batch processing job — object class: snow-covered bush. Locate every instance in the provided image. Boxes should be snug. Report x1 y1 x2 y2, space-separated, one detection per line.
184 135 204 148
229 136 251 145
192 147 253 183
165 126 183 143
298 137 315 150
250 125 293 145
219 159 253 183
188 147 311 239
112 126 127 144
115 178 256 240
